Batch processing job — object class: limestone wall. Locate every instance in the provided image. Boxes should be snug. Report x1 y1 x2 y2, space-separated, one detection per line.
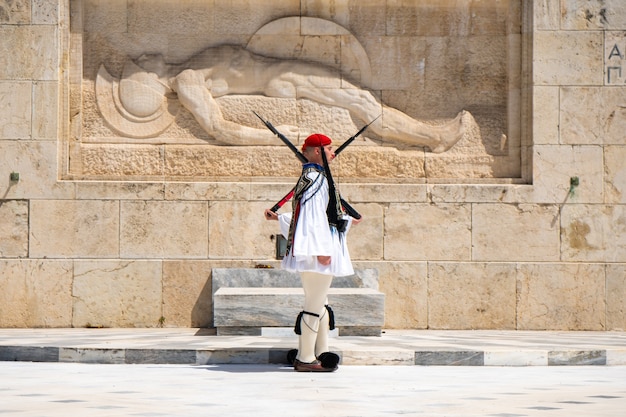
0 0 625 331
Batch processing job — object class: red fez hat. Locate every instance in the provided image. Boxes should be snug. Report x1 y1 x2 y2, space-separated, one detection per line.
302 133 332 151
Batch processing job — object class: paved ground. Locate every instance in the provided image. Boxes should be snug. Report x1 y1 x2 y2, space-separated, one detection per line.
1 362 625 416
1 329 626 416
1 328 626 366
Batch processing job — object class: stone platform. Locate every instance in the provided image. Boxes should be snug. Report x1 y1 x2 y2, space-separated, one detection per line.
212 268 384 336
1 328 625 366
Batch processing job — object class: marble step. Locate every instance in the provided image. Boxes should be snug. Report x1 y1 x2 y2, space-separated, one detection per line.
213 287 384 336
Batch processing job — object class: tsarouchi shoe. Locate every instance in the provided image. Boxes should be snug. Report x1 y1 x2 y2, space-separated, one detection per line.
293 359 337 372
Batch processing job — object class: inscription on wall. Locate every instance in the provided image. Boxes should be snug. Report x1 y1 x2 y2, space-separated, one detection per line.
606 32 626 84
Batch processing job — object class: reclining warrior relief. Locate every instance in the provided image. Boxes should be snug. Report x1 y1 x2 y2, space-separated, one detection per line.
96 44 473 153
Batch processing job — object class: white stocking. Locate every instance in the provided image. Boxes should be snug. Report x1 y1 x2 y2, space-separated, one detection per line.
315 302 330 357
297 272 333 363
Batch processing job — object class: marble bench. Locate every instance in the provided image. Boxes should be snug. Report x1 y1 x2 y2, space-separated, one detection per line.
212 268 384 336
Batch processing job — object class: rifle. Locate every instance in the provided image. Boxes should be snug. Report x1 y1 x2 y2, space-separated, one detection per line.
255 111 378 219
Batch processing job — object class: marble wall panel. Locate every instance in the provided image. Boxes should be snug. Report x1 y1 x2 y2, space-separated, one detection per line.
428 262 517 329
561 204 626 262
560 0 626 30
120 201 208 259
0 142 75 200
531 145 604 204
73 260 162 328
0 25 58 80
517 263 606 330
472 203 560 262
384 203 471 261
532 86 559 145
363 261 428 329
606 264 626 331
0 81 31 138
32 0 59 25
561 87 626 145
0 0 30 24
533 0 560 30
30 199 119 258
605 146 626 204
209 201 277 259
0 260 73 327
533 31 604 86
32 81 58 140
346 203 384 261
0 200 28 258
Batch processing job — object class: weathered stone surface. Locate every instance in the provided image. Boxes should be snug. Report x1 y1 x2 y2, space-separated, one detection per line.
533 31 604 86
560 0 626 30
472 203 560 261
533 86 559 145
606 264 626 331
561 87 626 145
605 146 626 204
561 204 626 262
516 263 606 330
209 201 278 259
532 145 604 204
0 260 73 327
81 144 164 177
384 203 471 261
0 200 28 258
73 260 162 328
370 261 428 329
0 141 75 200
120 201 208 258
30 200 119 258
0 25 57 80
0 82 31 138
0 0 30 24
428 262 517 330
344 203 384 261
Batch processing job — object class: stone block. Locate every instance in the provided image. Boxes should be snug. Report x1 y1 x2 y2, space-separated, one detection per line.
533 31 603 86
344 203 384 261
32 0 59 25
81 144 165 177
534 0 560 30
472 203 560 262
0 25 58 80
0 0 30 24
606 264 626 331
211 268 383 335
0 141 75 200
33 81 58 139
209 201 276 259
72 260 163 328
0 200 28 258
533 86 559 144
561 87 626 145
560 0 626 30
30 200 119 258
532 145 604 204
0 82 31 138
162 260 214 328
0 260 73 327
428 262 517 330
213 287 384 335
384 203 471 261
605 146 626 204
120 200 208 259
516 263 606 330
561 204 626 262
372 261 428 329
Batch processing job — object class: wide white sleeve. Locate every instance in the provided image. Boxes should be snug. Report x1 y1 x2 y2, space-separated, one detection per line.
277 212 291 238
291 176 332 257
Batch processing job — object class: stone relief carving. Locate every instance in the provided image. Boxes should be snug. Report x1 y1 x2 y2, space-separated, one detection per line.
96 44 472 153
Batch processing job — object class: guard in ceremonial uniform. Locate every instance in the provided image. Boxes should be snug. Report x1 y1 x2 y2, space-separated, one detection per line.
264 133 359 372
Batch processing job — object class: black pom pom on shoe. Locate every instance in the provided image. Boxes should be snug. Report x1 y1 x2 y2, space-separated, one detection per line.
317 352 340 370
